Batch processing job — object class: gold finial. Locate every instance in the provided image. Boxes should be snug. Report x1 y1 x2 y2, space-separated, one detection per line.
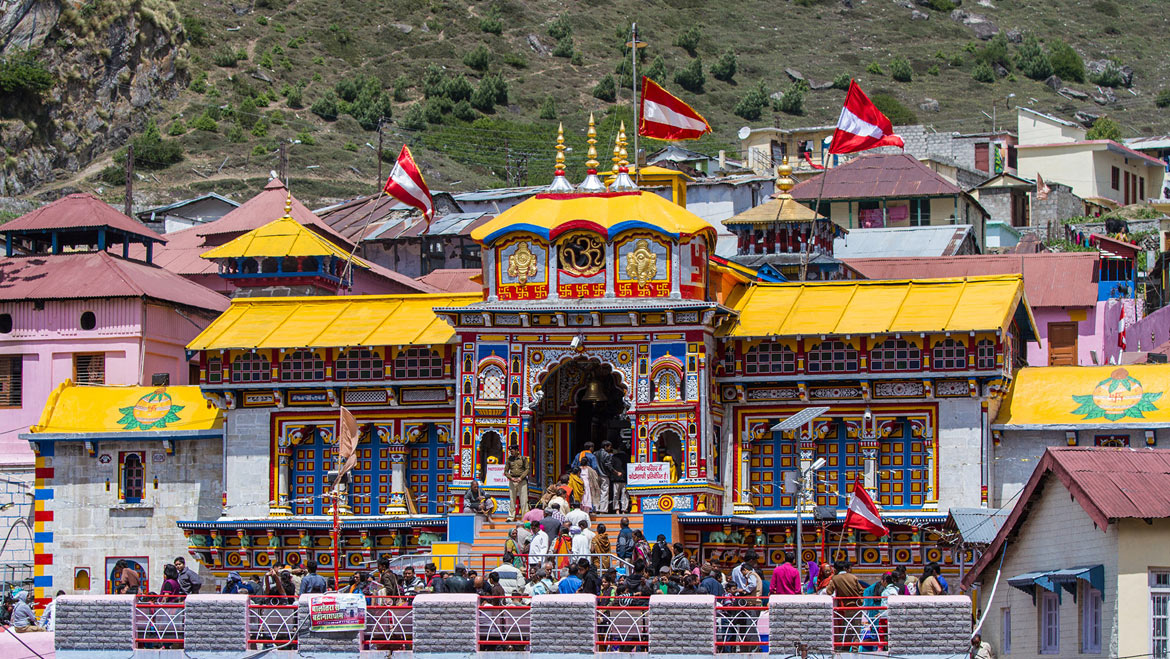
775 157 795 196
609 120 638 192
585 113 599 173
284 192 293 216
555 122 567 175
611 129 623 176
618 121 630 169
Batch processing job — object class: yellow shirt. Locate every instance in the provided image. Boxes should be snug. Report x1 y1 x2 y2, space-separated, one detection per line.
569 474 584 502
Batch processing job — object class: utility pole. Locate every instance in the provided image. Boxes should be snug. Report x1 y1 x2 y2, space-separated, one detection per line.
123 143 134 217
377 119 384 184
279 143 288 184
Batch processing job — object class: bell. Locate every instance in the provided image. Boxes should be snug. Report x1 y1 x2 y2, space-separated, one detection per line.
581 378 608 403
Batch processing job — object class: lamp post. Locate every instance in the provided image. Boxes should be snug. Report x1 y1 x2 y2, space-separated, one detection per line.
771 406 830 586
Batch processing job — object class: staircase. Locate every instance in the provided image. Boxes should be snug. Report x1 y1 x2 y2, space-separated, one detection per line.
465 513 640 572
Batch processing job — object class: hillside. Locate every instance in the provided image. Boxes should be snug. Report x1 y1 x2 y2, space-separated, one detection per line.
3 0 1170 210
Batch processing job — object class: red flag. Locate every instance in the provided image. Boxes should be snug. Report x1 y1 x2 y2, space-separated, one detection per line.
1036 173 1051 201
1118 303 1127 351
639 76 711 141
843 479 889 537
383 145 434 222
829 80 904 154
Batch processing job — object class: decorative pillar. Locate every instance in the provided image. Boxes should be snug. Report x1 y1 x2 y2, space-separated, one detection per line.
732 426 756 514
236 529 250 568
385 430 408 516
272 436 293 517
210 530 223 568
360 530 372 565
266 530 278 566
297 529 311 565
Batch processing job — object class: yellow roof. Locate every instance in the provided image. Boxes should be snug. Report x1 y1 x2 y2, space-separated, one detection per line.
29 383 222 435
720 274 1034 338
723 195 827 225
188 293 480 350
200 216 370 268
470 190 716 244
995 365 1170 428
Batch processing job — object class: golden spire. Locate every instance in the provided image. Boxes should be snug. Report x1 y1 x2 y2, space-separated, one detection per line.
774 157 796 197
618 121 630 169
578 113 606 193
611 129 623 177
284 192 293 217
610 121 638 192
547 121 575 193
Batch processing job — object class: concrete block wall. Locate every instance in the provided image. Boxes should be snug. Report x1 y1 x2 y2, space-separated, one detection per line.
54 595 135 651
413 593 478 654
886 595 972 654
224 408 272 518
769 594 833 655
184 594 248 652
296 595 360 655
531 594 594 655
649 594 715 656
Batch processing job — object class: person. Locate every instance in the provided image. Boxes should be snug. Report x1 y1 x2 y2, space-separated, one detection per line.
10 591 44 633
554 528 574 570
430 571 450 594
731 552 762 597
504 443 531 521
464 479 489 516
565 502 590 527
701 566 726 597
595 441 615 513
535 479 560 509
401 567 424 598
541 507 563 540
573 441 600 471
446 566 473 593
299 560 327 595
826 560 864 650
516 521 534 555
558 564 583 593
159 564 184 599
580 460 601 513
770 551 801 595
609 449 628 513
632 529 652 564
173 556 202 594
591 523 612 570
578 558 600 595
572 521 593 561
616 517 634 561
670 542 690 573
504 528 523 568
523 571 547 599
970 632 994 659
223 571 250 594
920 563 944 596
484 572 506 605
567 468 585 504
38 589 65 631
528 523 550 568
116 560 140 594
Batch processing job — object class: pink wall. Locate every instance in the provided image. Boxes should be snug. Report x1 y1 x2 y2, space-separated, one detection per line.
1026 305 1099 366
1026 299 1150 366
0 299 216 465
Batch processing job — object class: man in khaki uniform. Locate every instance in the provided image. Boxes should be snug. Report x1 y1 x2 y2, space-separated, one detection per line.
505 442 531 521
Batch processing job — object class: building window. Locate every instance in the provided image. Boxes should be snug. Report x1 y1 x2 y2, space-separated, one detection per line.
478 365 506 401
910 198 931 226
0 356 21 408
80 311 97 330
1111 166 1120 191
870 338 921 372
120 452 145 503
74 353 106 385
806 341 859 373
933 338 967 370
652 369 681 402
744 343 796 374
1095 434 1129 447
1152 571 1170 659
1040 590 1060 654
231 352 271 383
335 348 384 381
206 356 222 384
393 347 443 379
0 313 11 334
74 568 91 591
976 339 997 370
1081 586 1102 653
280 349 324 382
1002 607 1012 654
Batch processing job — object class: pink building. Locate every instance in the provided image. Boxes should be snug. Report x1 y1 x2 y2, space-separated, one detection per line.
0 194 229 465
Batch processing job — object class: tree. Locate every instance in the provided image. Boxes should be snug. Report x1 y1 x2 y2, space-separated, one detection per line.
347 77 392 129
674 57 705 93
547 14 572 40
645 55 667 84
733 82 769 121
711 50 737 82
124 119 183 169
310 90 340 120
889 57 913 82
1016 35 1053 81
471 73 508 112
774 81 806 116
1048 40 1084 82
832 74 851 90
552 36 574 58
422 65 445 98
592 74 617 102
1089 62 1125 88
1086 116 1121 141
443 75 473 103
539 94 557 120
1156 89 1170 109
674 26 700 57
400 103 426 130
463 44 491 72
976 33 1011 70
972 61 995 83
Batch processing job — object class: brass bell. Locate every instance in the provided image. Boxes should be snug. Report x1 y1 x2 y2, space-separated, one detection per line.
581 378 608 403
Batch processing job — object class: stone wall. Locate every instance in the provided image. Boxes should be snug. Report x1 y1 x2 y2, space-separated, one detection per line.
769 594 833 655
184 594 248 652
649 594 715 656
531 593 594 655
224 407 272 518
55 595 135 651
887 595 973 655
296 595 361 655
412 593 478 654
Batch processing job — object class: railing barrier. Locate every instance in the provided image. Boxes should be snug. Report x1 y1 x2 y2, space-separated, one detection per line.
134 594 185 649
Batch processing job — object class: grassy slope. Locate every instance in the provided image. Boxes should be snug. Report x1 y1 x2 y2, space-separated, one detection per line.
72 0 1170 209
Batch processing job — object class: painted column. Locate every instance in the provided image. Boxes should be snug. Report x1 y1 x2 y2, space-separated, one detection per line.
669 242 682 299
272 438 292 517
732 426 755 514
385 428 408 516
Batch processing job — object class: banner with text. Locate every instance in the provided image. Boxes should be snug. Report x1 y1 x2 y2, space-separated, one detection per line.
485 464 508 486
627 462 671 485
309 593 366 632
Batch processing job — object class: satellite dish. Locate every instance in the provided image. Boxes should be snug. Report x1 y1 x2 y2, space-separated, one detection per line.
737 126 751 140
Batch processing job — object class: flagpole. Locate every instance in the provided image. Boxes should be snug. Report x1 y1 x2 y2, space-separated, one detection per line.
631 22 639 184
338 189 390 294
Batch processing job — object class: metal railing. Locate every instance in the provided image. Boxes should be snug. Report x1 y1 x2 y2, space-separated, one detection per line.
715 596 768 653
364 597 414 650
477 594 530 650
134 595 185 648
596 595 649 652
832 596 888 652
247 595 299 648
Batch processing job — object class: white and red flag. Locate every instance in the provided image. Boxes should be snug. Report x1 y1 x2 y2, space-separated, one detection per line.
639 76 711 141
1118 303 1127 350
383 145 434 222
843 478 889 537
829 80 904 154
1036 172 1051 201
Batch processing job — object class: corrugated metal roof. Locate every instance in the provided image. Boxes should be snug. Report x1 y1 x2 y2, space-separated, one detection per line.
1126 135 1170 151
137 193 238 217
195 179 348 241
947 507 1009 545
833 225 976 259
789 153 963 200
845 253 1099 308
3 193 164 242
415 269 482 293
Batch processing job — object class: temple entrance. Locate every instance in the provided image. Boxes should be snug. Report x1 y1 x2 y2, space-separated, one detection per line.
535 359 631 475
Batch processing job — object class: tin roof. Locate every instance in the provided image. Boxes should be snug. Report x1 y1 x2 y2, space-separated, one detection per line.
3 193 165 243
833 225 977 259
199 216 370 267
994 365 1170 429
789 153 964 201
136 193 238 220
415 269 482 293
946 507 1010 545
26 382 222 436
195 178 347 240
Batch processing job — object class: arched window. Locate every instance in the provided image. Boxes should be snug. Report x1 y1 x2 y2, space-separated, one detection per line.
976 339 997 370
479 431 503 480
280 349 324 381
744 343 796 374
806 340 859 373
870 339 921 372
335 348 384 380
478 365 506 401
231 352 271 383
653 369 681 402
206 356 223 384
393 347 444 379
121 453 144 503
933 338 967 370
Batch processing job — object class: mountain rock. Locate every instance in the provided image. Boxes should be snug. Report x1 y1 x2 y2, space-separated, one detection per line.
951 9 999 40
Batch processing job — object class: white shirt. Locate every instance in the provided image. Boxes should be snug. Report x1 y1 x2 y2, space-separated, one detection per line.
571 531 592 558
528 530 549 564
566 509 589 527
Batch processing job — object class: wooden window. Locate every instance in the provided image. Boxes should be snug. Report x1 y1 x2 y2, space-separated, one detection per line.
976 339 997 369
1039 590 1060 654
1081 586 1102 653
1111 166 1120 190
0 356 21 408
806 340 858 373
205 357 222 384
1047 322 1078 366
231 352 271 383
933 339 967 370
1151 571 1170 659
120 452 145 503
909 199 931 226
744 343 796 374
870 338 921 372
335 348 383 381
394 347 444 379
280 349 324 382
74 353 106 385
975 143 990 172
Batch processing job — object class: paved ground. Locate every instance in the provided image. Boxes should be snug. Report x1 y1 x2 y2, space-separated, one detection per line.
0 628 54 659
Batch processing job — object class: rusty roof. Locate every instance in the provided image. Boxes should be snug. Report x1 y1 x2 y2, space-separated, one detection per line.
789 153 964 201
415 269 482 294
195 178 349 242
2 193 165 242
845 252 1099 307
962 446 1170 589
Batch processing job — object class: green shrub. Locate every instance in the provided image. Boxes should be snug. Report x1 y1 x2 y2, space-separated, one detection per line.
310 90 339 120
191 112 217 132
552 36 574 58
250 119 268 137
296 130 315 145
927 64 940 76
99 164 124 186
592 74 616 102
1092 0 1119 17
181 17 210 46
227 124 245 142
443 75 473 103
168 120 186 136
479 14 503 35
645 55 667 84
949 53 965 67
711 50 737 82
1016 35 1053 81
1089 63 1125 88
236 97 257 128
774 81 807 116
570 52 583 66
188 71 207 94
866 61 884 76
251 143 269 157
212 47 240 67
976 33 1010 70
343 141 357 151
674 57 705 93
870 92 917 125
733 82 769 121
287 36 304 49
400 104 426 130
285 85 303 108
258 52 274 70
502 52 527 69
345 76 393 129
470 73 508 112
273 23 285 33
1156 89 1170 109
889 57 912 82
256 15 267 25
675 26 700 57
124 119 183 169
547 14 571 40
424 97 449 124
1086 116 1121 141
393 76 409 102
832 74 851 90
1048 40 1084 82
928 0 955 10
422 65 445 98
972 61 995 82
539 94 556 120
452 99 476 121
463 44 491 71
271 45 284 56
934 49 947 60
267 109 283 125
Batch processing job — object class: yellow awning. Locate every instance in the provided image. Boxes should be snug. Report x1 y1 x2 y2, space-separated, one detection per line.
187 294 480 350
719 275 1034 338
995 365 1170 428
200 216 370 268
29 383 222 435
